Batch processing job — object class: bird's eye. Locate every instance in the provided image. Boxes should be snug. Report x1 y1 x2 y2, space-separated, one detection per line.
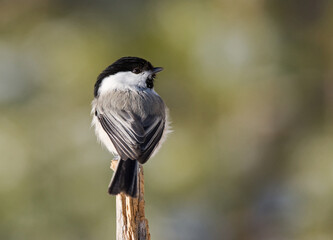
132 68 141 74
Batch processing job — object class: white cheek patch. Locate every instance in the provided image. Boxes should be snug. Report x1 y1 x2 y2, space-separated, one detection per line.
99 71 151 94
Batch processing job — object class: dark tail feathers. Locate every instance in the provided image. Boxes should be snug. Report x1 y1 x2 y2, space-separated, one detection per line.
108 159 138 197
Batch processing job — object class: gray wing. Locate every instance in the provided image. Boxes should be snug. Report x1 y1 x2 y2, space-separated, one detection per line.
97 109 165 164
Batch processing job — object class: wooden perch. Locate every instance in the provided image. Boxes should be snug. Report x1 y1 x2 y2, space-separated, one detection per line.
111 160 151 240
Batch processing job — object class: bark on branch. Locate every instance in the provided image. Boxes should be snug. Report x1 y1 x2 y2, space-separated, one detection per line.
111 160 151 240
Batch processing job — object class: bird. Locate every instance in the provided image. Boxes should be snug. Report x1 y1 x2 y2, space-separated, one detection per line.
91 56 170 197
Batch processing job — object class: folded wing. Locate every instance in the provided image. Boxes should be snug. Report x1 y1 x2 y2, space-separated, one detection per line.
97 109 165 164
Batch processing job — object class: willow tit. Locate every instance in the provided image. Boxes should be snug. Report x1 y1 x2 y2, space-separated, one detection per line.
91 57 170 197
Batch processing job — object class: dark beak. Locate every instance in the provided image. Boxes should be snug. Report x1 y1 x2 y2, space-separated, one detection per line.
152 67 163 74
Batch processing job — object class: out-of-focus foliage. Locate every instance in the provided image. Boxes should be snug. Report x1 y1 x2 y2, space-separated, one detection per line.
1 0 333 239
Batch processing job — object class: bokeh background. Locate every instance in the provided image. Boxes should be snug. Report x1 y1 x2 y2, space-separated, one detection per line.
1 0 333 239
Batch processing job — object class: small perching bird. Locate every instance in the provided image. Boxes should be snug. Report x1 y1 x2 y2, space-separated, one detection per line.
91 57 170 197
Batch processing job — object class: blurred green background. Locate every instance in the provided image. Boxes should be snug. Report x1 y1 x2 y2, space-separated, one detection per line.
1 0 333 239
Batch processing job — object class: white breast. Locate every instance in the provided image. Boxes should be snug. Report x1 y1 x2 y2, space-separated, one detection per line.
91 113 117 155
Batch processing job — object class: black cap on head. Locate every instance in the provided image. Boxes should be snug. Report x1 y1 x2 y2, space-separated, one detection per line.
94 57 155 97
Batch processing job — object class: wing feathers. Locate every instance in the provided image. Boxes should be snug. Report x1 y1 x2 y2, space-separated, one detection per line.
99 115 139 159
97 109 164 163
138 121 165 163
